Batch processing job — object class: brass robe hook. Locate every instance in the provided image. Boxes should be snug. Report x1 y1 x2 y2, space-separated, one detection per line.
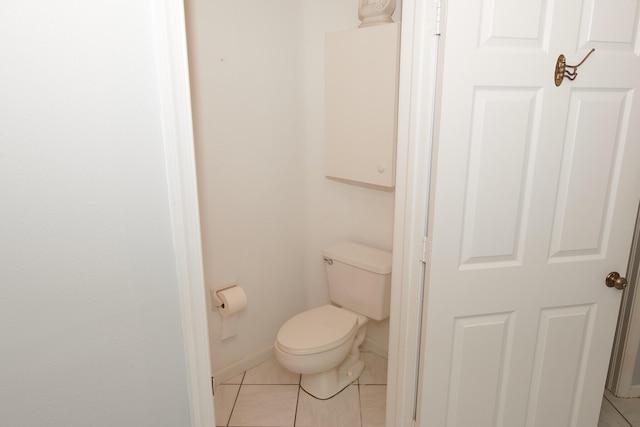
554 48 596 87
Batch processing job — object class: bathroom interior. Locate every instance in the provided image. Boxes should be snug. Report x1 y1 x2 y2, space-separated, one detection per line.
184 1 640 426
185 0 401 425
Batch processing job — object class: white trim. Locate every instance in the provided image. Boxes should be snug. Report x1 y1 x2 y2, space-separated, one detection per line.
362 337 390 359
608 209 640 397
213 346 275 385
386 0 440 425
152 1 215 426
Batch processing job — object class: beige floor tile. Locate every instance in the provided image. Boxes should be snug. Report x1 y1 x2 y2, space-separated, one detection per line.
228 384 298 427
599 397 632 427
604 390 640 425
295 385 361 427
243 358 300 385
214 384 240 427
359 352 388 385
219 360 640 427
360 385 386 427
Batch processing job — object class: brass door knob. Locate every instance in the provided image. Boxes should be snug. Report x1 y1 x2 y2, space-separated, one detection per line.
606 272 628 290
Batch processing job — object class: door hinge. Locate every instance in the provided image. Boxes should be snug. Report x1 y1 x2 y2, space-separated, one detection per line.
420 235 429 264
434 0 442 35
211 377 215 397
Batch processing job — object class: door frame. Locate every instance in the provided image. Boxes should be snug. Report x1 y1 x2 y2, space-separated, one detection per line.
159 0 439 425
608 204 640 397
386 0 440 425
153 1 215 426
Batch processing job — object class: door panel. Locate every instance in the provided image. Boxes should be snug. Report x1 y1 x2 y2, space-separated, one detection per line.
550 89 632 260
579 0 640 50
461 87 540 267
446 313 514 427
479 0 551 49
526 304 594 426
418 0 640 426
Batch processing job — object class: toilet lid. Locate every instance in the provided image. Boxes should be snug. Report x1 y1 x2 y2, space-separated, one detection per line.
277 305 358 355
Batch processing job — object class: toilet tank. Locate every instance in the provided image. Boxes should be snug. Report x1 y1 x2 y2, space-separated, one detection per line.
322 241 392 321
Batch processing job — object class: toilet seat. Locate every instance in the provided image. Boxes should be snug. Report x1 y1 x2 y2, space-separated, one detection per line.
276 305 358 355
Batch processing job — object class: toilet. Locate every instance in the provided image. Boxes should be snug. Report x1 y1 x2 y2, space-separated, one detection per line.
275 241 392 399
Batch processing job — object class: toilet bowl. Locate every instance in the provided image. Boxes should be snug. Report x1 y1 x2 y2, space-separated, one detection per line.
275 241 392 400
275 304 368 399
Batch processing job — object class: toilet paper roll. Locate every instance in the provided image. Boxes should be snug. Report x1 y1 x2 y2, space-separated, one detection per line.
217 286 247 317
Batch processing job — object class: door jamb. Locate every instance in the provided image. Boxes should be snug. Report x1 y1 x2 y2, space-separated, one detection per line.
608 203 640 397
386 0 441 425
152 1 216 426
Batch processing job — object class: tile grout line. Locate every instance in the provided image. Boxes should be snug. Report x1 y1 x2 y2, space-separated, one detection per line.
291 373 301 427
225 371 245 427
357 383 364 427
217 355 387 426
292 384 301 427
604 394 633 427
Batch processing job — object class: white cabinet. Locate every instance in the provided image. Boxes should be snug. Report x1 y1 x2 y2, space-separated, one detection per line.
325 23 401 189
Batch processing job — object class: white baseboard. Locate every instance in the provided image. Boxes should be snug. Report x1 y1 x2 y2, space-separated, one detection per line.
613 383 640 398
361 337 388 359
212 346 274 385
212 338 388 386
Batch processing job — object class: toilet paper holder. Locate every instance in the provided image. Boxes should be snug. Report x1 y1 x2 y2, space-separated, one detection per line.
211 282 239 309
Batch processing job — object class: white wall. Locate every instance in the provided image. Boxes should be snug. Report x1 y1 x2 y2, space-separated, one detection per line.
186 0 308 373
301 1 397 352
0 2 192 426
186 0 397 373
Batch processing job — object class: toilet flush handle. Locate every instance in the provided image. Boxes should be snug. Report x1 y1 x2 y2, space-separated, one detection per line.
323 257 333 265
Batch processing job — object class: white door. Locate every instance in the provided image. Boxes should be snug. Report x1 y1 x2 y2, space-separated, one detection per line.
419 0 640 426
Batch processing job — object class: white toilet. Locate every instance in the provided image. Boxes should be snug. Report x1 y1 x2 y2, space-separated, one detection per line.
275 241 392 399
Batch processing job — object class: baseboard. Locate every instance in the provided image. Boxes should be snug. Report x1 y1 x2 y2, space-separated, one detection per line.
361 337 388 359
629 384 640 398
613 383 640 398
212 339 386 385
212 346 274 385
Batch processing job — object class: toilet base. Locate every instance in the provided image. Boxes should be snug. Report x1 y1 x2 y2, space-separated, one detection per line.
300 358 365 400
300 319 368 400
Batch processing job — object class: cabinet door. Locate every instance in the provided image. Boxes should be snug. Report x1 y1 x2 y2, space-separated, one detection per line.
325 22 400 189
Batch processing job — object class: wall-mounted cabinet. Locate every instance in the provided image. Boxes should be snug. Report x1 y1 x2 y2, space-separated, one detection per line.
325 22 401 189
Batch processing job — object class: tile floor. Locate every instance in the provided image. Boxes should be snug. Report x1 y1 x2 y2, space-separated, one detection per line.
600 390 640 427
214 352 640 427
214 351 387 427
